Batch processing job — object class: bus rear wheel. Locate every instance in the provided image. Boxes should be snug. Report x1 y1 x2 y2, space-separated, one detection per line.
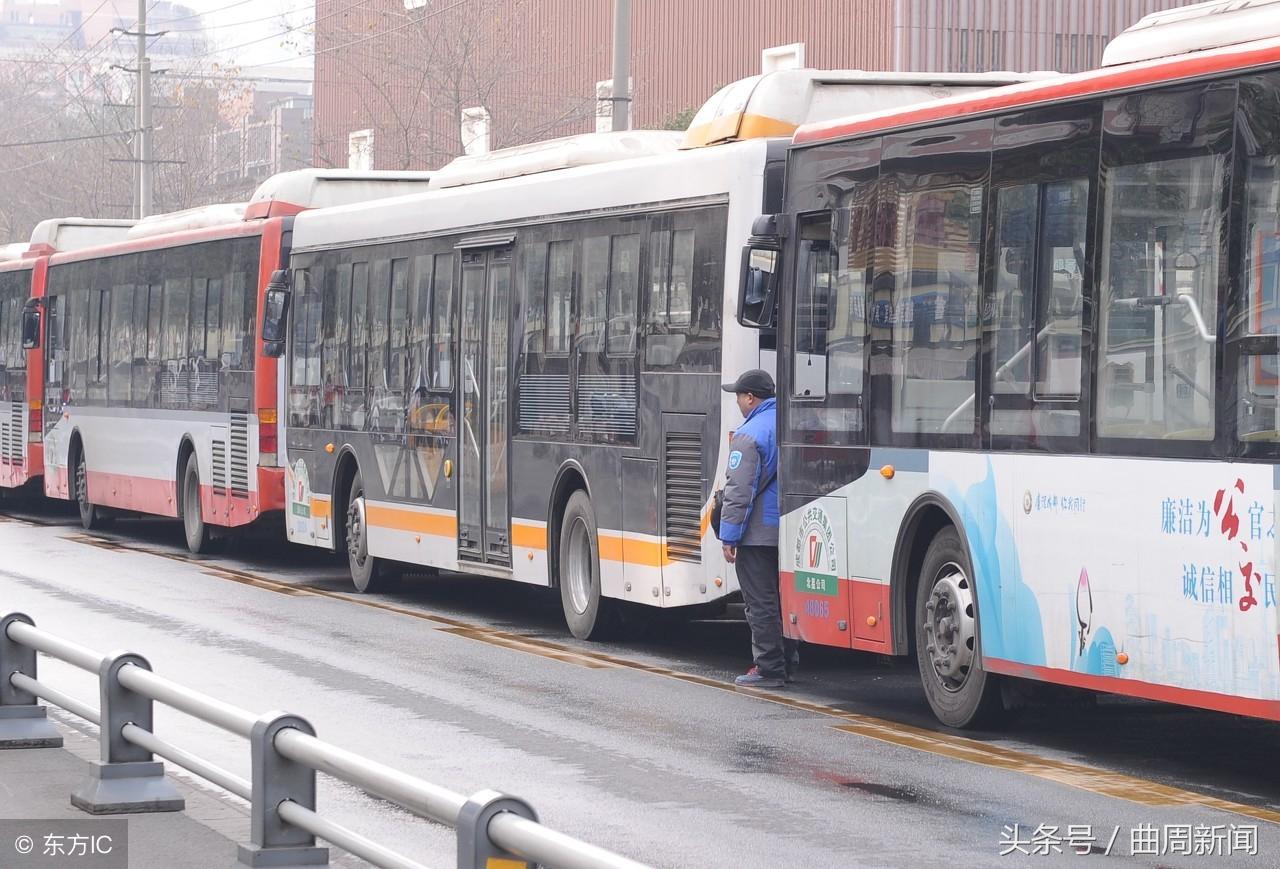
182 452 216 554
345 469 399 593
74 447 109 531
914 526 1005 729
558 490 616 640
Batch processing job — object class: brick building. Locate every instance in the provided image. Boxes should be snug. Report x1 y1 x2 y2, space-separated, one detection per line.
313 0 1201 171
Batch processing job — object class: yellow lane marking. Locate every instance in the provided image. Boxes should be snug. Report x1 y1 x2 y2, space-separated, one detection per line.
53 529 1280 824
437 627 613 669
59 531 612 669
829 721 1280 824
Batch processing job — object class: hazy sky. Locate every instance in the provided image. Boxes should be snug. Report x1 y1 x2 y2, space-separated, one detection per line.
105 0 316 71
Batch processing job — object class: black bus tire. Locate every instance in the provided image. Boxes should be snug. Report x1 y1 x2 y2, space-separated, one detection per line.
345 469 399 593
558 490 615 640
182 452 215 554
914 526 1005 729
74 446 110 531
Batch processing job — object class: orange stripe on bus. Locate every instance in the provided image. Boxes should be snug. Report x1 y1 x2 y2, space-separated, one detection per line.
598 533 668 568
310 497 331 520
511 523 546 550
365 504 456 537
682 111 797 147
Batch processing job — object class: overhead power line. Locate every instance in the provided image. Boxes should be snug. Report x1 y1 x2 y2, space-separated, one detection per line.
0 128 143 148
241 0 474 69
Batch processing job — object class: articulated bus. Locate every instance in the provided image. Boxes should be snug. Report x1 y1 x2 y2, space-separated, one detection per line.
0 219 136 493
33 171 432 551
746 0 1280 726
272 71 1038 638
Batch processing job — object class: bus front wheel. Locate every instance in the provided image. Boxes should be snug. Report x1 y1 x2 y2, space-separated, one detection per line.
558 491 616 640
914 526 1004 729
345 469 399 593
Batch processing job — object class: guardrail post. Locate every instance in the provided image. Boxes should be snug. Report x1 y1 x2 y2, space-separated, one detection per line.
0 613 63 748
238 712 328 867
71 652 184 814
457 789 538 869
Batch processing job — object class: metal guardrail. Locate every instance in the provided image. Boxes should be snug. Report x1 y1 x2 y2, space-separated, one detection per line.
0 612 652 869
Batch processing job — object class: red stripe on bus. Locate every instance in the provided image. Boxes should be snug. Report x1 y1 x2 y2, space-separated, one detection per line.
86 469 178 518
77 468 274 527
984 657 1280 721
795 40 1280 145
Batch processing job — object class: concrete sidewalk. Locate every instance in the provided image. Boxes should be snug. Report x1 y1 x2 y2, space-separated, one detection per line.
0 716 360 868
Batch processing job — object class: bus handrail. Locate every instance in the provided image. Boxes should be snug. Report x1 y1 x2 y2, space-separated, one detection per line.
0 611 652 869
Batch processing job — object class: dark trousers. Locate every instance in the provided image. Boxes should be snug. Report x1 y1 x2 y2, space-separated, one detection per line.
736 545 799 678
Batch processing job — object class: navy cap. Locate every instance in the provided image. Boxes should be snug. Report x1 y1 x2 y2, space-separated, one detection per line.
720 369 775 398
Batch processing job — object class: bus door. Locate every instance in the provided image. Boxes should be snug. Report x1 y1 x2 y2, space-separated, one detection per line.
457 243 513 566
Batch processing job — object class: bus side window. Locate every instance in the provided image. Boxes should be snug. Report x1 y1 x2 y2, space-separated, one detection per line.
643 207 723 372
792 214 834 399
430 254 454 392
1097 82 1234 444
879 119 991 440
322 260 351 430
1235 70 1280 451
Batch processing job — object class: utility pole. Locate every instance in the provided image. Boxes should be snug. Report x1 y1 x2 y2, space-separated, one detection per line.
136 0 153 218
114 4 164 217
610 0 631 131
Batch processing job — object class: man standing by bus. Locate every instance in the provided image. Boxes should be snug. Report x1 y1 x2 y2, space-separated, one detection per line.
719 369 796 688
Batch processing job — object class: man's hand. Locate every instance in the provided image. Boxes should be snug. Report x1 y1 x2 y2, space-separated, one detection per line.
722 544 737 564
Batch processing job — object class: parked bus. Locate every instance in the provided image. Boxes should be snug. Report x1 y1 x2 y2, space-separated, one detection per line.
0 219 136 493
743 0 1280 726
33 171 433 551
270 71 1037 638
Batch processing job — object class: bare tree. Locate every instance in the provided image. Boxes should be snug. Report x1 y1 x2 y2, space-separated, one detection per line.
0 47 253 239
319 0 602 170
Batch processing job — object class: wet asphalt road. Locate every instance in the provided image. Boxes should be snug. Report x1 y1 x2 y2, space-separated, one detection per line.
0 496 1277 868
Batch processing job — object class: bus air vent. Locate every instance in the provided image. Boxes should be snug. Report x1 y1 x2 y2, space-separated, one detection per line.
211 437 228 492
577 374 636 439
230 414 250 498
664 430 703 564
518 373 570 434
1 402 21 464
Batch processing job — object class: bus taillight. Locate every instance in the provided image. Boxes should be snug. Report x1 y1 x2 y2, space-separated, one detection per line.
28 400 41 442
258 408 278 460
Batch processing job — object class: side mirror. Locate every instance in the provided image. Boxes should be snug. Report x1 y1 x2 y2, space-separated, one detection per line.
738 245 778 328
20 301 41 350
262 270 291 359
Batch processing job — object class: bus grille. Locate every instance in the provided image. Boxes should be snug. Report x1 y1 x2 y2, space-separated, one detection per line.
211 437 227 492
518 374 570 433
664 431 703 564
577 375 636 438
230 414 250 498
0 402 21 466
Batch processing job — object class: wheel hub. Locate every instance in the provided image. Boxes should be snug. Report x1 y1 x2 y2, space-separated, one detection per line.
565 518 592 615
923 564 976 691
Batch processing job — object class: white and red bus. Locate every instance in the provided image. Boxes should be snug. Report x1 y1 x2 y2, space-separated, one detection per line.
0 219 136 494
34 171 432 551
745 0 1280 726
